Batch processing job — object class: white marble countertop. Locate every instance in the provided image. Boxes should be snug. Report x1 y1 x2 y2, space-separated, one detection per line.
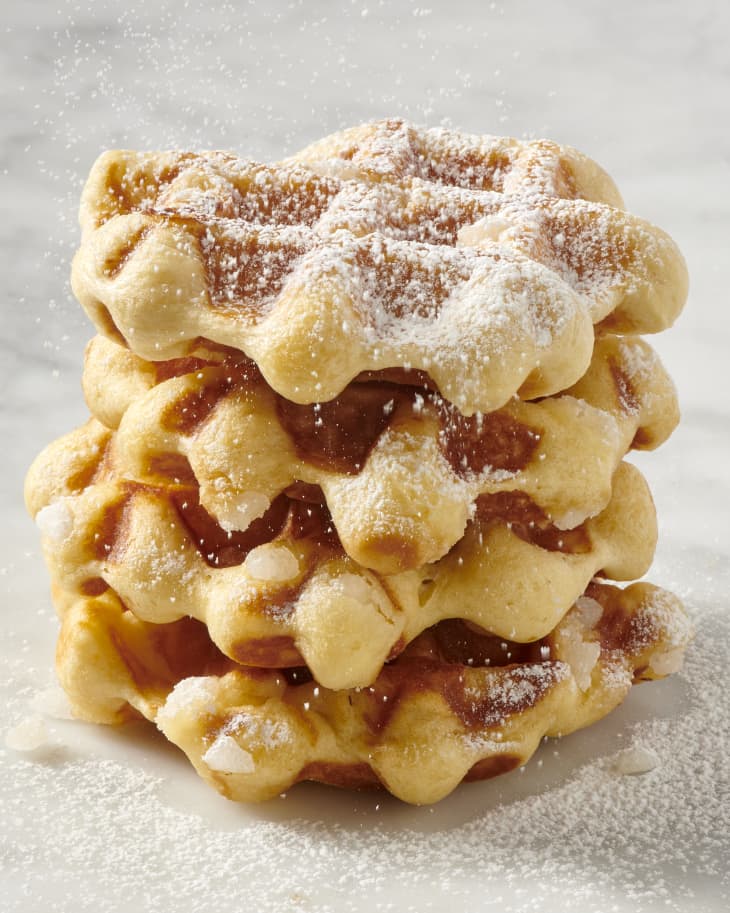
2 2 729 911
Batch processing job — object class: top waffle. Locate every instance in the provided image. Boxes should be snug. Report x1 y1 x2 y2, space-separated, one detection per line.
71 119 688 415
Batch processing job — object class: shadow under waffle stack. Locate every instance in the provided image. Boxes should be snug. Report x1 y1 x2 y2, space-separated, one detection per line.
26 119 692 804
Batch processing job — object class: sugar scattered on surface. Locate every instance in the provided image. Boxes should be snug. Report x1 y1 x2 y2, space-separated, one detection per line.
30 683 74 720
4 715 49 752
612 745 660 776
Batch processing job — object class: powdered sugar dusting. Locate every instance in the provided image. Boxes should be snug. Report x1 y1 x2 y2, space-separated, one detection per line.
2 589 727 913
73 120 684 413
223 711 293 750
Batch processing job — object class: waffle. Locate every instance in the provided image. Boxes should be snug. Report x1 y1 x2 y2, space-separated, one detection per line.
26 121 691 805
27 409 658 689
55 580 692 805
80 332 678 574
70 119 687 415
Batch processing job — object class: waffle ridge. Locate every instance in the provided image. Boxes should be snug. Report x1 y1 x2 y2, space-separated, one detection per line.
80 332 678 575
56 580 693 804
28 411 658 689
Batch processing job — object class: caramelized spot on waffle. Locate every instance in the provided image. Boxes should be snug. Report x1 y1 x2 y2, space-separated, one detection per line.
161 373 238 434
609 357 640 415
587 581 650 655
232 636 303 668
361 658 447 734
111 615 230 692
287 498 341 550
282 666 314 686
297 761 380 790
171 490 291 568
68 433 112 492
90 488 135 561
463 754 522 782
147 453 198 486
355 366 434 389
361 654 560 734
441 663 562 730
228 168 338 226
101 224 152 278
360 615 555 735
203 226 310 312
80 578 109 596
475 491 592 553
151 615 232 680
353 236 471 321
289 504 339 551
631 427 653 448
284 481 326 503
438 405 541 476
419 145 513 191
432 619 547 667
276 384 408 474
105 160 187 222
361 534 419 571
153 355 216 383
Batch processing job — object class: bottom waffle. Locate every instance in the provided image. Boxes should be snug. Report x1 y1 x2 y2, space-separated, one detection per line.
56 580 691 805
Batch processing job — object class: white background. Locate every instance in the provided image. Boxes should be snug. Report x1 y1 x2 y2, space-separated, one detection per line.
1 2 728 911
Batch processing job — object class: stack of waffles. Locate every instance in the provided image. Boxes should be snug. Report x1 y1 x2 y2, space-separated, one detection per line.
26 120 693 804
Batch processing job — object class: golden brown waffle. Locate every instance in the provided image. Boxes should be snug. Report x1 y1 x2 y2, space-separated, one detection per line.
55 580 692 805
25 122 691 806
70 119 687 414
26 411 658 689
80 332 677 574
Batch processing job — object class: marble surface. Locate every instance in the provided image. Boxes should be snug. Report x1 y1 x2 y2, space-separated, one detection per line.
1 1 729 911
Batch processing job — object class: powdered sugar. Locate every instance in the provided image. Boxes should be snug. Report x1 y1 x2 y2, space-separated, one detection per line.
4 715 49 752
612 744 660 776
3 584 727 913
223 711 293 750
73 122 685 414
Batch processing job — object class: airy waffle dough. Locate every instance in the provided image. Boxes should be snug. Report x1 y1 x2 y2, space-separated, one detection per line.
27 410 658 689
71 119 687 415
80 332 678 574
55 580 693 805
